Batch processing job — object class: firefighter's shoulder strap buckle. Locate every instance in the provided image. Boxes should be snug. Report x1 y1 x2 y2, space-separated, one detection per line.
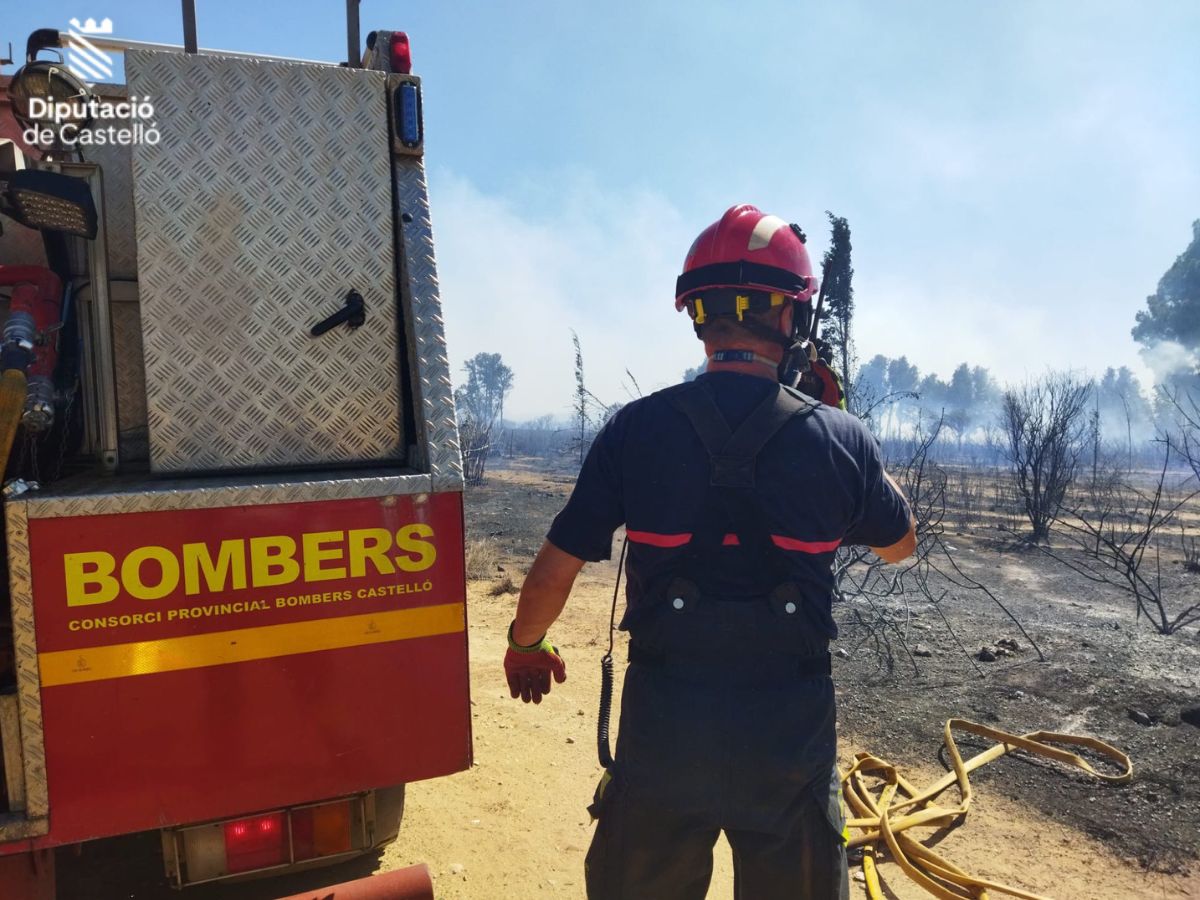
710 453 755 488
668 381 816 488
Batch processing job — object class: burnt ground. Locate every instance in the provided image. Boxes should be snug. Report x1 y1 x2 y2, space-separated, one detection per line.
836 539 1200 875
468 457 1200 876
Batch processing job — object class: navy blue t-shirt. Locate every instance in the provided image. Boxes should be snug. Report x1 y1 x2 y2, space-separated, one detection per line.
547 372 911 635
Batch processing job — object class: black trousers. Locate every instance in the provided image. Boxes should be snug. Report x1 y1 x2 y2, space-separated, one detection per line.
586 662 849 900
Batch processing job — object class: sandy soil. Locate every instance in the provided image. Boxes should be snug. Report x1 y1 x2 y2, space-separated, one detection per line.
381 576 1199 900
58 462 1200 899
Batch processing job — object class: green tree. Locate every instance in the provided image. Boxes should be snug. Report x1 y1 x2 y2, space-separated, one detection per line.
855 354 890 400
944 363 975 447
459 352 514 426
1097 366 1153 467
1132 220 1200 376
455 352 514 485
819 212 854 399
852 354 889 428
887 356 920 433
887 356 919 395
917 372 948 425
970 366 1001 410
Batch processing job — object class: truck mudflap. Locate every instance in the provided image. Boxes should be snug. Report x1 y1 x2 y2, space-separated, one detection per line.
274 864 434 900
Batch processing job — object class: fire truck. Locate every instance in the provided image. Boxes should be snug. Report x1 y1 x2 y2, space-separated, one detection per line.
0 4 470 896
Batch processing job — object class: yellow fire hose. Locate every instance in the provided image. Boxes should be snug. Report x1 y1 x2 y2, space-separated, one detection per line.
0 369 28 478
842 718 1132 900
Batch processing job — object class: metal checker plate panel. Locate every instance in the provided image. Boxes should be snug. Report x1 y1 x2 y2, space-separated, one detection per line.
394 151 462 490
22 469 432 520
127 51 402 472
3 500 49 823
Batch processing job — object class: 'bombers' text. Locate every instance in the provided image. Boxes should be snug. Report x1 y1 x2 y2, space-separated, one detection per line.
62 526 437 607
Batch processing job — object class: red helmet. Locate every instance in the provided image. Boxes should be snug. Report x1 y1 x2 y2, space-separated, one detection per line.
675 205 818 313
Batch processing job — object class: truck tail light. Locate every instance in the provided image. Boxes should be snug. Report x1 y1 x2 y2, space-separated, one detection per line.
292 799 354 861
224 812 287 873
171 795 368 886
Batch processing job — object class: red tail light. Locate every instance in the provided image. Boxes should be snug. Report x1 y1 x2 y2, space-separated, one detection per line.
173 795 367 885
223 812 287 873
390 32 412 74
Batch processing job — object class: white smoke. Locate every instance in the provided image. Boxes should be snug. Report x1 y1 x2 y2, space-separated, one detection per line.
429 170 698 421
1139 339 1199 384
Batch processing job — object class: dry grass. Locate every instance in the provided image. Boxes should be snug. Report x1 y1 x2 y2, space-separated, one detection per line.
464 538 499 581
488 575 519 597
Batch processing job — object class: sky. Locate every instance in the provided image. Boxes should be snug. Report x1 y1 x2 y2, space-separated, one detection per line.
5 1 1199 420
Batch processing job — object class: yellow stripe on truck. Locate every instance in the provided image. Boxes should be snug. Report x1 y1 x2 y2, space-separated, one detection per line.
38 602 465 687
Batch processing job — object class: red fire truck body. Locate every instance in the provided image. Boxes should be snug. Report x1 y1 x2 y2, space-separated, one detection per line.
0 11 469 896
31 492 469 845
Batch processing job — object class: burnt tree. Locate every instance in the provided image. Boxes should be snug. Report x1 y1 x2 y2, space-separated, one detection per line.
1001 374 1091 541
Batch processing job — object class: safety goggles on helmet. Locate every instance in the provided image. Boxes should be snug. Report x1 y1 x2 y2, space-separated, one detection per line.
682 288 789 326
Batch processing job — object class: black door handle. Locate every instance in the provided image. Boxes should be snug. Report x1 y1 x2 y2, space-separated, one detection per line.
311 290 366 336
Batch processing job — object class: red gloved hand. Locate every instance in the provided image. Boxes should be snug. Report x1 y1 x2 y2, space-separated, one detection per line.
504 622 566 704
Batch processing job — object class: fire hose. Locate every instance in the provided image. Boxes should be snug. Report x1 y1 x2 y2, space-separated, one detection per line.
842 718 1132 900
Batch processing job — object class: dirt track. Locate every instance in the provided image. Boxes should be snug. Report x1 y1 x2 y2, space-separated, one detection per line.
60 463 1200 899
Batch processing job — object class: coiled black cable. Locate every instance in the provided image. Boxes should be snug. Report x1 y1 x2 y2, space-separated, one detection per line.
597 536 628 769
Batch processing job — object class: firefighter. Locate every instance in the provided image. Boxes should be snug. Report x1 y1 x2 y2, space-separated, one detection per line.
504 204 917 899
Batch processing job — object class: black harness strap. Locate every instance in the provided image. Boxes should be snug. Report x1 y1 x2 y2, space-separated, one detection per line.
719 384 815 476
619 379 831 688
668 381 816 580
669 380 815 481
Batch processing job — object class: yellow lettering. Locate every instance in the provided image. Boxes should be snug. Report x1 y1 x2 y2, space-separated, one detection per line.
64 551 120 607
182 540 247 595
348 528 395 578
120 546 181 601
249 536 300 587
302 531 347 582
395 524 436 573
